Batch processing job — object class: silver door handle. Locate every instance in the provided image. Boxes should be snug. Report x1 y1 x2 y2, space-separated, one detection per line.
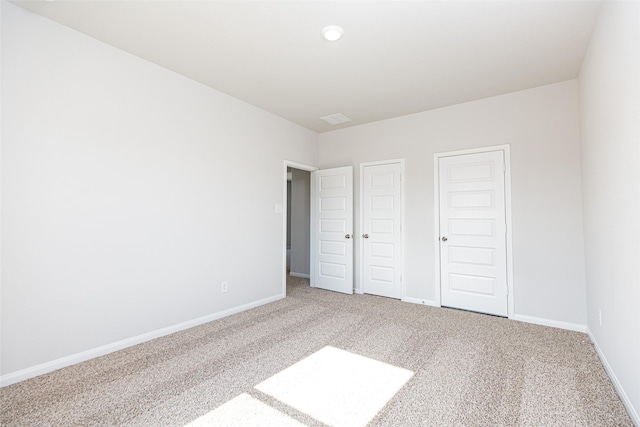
441 236 448 242
362 234 369 238
345 234 352 239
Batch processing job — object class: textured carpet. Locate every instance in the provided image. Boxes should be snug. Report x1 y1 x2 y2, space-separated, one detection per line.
0 275 633 426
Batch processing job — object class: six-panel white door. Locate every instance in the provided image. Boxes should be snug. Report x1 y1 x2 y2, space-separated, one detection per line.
311 166 354 294
362 163 403 299
439 151 508 316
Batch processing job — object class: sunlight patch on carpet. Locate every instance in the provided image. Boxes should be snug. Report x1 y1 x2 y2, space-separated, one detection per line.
184 393 305 427
255 346 414 427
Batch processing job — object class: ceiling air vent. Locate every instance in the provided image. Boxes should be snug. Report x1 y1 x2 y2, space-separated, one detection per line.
320 113 352 125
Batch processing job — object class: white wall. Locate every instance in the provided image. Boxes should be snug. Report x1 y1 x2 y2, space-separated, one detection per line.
290 169 310 277
579 1 640 422
319 80 586 328
0 1 317 379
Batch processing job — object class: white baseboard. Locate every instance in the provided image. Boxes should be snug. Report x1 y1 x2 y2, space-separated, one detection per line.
513 314 587 333
0 294 284 388
402 296 440 307
289 272 310 279
587 328 639 426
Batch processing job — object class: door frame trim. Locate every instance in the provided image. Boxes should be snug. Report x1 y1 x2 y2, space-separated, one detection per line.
433 145 514 318
283 160 317 297
359 159 405 298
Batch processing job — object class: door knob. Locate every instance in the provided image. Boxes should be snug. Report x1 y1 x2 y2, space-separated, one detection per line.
441 236 448 242
362 234 369 239
345 234 352 239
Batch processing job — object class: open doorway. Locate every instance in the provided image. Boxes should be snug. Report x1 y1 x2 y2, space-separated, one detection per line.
283 161 315 296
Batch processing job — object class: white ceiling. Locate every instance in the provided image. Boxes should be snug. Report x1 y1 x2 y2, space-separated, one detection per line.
14 1 602 133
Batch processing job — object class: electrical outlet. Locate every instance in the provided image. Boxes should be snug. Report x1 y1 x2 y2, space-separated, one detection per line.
598 309 602 327
221 281 229 293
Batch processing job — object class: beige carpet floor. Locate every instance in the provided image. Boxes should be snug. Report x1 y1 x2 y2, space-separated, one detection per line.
0 275 633 426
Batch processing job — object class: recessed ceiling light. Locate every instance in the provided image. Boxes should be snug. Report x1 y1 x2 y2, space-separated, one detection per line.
322 25 344 42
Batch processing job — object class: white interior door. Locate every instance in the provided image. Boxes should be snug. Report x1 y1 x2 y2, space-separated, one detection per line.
362 162 403 299
438 150 508 316
311 166 353 294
